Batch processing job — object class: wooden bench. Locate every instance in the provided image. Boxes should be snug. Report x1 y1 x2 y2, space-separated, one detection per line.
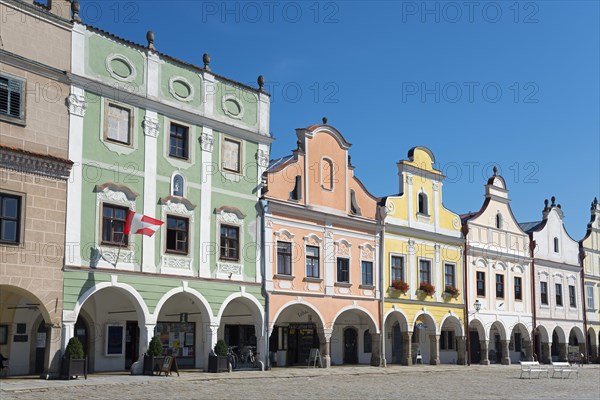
519 361 549 379
551 362 578 379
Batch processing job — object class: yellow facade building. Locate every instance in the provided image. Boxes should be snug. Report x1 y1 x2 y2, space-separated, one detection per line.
380 147 465 365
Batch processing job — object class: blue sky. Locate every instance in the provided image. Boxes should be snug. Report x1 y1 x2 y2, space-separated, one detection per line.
78 0 599 238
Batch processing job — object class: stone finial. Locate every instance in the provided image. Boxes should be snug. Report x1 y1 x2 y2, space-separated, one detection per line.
71 0 81 22
594 197 598 207
322 117 328 125
203 53 211 70
493 166 498 176
257 75 265 92
557 204 561 209
348 155 352 166
146 31 155 51
296 139 302 151
544 199 549 211
551 196 556 206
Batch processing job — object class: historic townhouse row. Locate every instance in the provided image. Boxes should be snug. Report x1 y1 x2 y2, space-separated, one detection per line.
1 0 599 378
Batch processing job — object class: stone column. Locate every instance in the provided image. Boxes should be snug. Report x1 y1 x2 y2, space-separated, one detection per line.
430 335 440 365
204 323 219 371
541 342 551 364
501 340 511 365
46 325 62 377
402 332 413 366
370 333 381 366
321 330 332 368
480 340 490 365
523 340 533 361
139 324 156 357
559 343 567 362
456 336 466 365
61 321 75 353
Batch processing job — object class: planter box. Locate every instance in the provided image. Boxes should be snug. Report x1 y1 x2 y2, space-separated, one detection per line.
143 355 165 376
208 355 229 373
61 356 88 380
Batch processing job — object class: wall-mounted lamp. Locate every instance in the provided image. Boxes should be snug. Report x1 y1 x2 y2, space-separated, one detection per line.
474 299 481 313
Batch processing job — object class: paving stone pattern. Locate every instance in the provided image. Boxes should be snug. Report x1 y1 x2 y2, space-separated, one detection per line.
1 365 599 399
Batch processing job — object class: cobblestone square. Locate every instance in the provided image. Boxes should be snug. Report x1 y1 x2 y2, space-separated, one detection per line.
1 365 599 400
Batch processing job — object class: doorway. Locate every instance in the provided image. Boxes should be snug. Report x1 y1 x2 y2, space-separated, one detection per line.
343 328 358 364
469 330 481 364
391 323 402 364
34 323 47 374
125 321 139 370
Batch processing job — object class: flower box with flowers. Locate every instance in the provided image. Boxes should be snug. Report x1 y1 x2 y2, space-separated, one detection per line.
444 285 460 298
418 282 435 296
391 279 409 293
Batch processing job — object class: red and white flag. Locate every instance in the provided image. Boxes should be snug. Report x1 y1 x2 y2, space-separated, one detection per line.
125 211 163 236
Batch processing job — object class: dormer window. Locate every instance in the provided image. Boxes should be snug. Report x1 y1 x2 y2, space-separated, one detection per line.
418 192 428 215
321 158 334 191
495 213 502 229
350 190 361 216
554 237 559 253
289 175 302 201
172 173 185 197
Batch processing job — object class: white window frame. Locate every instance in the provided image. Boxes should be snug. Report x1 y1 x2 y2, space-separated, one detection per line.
417 257 432 285
390 253 405 284
586 285 595 310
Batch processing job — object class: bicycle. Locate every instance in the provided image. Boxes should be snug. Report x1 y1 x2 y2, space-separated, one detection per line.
227 346 238 370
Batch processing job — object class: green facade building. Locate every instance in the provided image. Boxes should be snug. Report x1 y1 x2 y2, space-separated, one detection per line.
63 20 271 371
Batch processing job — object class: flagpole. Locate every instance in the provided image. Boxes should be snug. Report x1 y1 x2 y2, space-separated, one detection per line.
113 222 126 269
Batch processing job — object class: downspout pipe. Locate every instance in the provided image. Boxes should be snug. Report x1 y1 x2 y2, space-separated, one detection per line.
579 249 588 362
529 238 537 362
259 198 270 370
462 224 470 366
379 215 386 367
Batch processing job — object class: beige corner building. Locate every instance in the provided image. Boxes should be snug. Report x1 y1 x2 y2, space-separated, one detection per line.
0 0 73 376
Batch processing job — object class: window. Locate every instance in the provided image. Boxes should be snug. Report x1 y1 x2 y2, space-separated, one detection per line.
391 256 404 282
587 286 595 309
555 283 563 306
569 285 576 307
419 259 431 284
337 258 350 283
101 204 128 246
418 192 428 215
106 103 131 144
0 75 24 121
476 271 485 296
289 175 302 201
166 215 188 254
172 174 184 197
222 137 241 172
321 158 334 190
553 237 559 253
540 282 548 305
495 213 502 229
496 274 504 299
514 277 522 300
363 330 372 353
306 245 320 278
0 193 21 245
276 242 292 275
169 123 189 159
220 225 239 261
440 330 455 350
444 263 455 287
362 261 373 286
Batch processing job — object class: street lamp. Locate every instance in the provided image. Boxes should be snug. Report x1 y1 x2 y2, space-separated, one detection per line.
467 299 482 366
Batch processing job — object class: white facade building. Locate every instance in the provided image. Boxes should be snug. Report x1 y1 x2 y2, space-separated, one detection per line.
462 169 533 365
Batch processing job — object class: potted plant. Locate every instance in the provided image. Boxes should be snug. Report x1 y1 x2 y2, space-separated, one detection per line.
391 279 409 293
444 285 460 298
208 340 229 373
61 337 87 380
418 282 436 296
143 335 165 375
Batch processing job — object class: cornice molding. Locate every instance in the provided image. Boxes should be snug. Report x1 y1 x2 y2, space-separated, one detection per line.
0 146 72 180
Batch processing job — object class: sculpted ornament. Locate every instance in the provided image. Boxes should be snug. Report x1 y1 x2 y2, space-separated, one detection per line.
200 132 214 152
67 93 87 117
143 116 160 137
